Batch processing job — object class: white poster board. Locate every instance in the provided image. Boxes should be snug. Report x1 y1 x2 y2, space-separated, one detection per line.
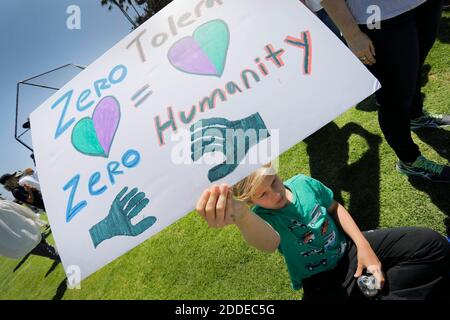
30 0 380 283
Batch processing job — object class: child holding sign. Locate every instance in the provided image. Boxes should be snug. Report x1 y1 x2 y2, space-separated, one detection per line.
196 164 450 300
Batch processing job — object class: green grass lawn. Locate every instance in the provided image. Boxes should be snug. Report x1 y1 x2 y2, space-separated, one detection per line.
1 13 449 300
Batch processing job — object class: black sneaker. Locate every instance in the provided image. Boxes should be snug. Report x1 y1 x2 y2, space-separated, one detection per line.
396 156 450 182
410 111 450 130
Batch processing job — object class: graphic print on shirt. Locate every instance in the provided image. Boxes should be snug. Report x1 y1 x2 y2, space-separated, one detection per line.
288 204 335 269
305 258 328 271
323 230 337 251
308 204 323 228
294 205 325 256
300 247 325 257
299 230 316 245
321 219 329 235
287 218 308 237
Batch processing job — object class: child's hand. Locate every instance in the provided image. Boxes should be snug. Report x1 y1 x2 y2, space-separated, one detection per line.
354 244 385 290
196 184 248 228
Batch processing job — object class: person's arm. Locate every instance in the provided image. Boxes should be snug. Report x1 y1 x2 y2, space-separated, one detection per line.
196 184 280 253
320 0 376 65
234 208 281 253
327 200 384 287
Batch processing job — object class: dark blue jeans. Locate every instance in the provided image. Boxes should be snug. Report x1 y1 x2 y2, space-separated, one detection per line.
360 0 443 163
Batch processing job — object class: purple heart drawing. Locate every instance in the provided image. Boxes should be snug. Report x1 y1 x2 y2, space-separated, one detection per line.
168 19 230 77
93 96 121 156
71 96 121 158
169 37 218 76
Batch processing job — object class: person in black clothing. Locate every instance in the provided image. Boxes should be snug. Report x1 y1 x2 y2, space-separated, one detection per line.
321 0 450 182
0 172 45 210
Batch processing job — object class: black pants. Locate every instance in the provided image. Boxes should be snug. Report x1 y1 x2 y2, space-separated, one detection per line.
360 0 443 163
303 227 450 300
30 237 60 262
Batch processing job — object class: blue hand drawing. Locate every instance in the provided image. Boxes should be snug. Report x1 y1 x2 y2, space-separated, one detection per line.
190 112 270 182
89 187 157 248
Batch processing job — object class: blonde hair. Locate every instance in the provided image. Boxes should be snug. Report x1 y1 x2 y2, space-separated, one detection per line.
233 163 275 203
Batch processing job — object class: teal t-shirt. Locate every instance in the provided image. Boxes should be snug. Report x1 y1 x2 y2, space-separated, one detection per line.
252 175 348 290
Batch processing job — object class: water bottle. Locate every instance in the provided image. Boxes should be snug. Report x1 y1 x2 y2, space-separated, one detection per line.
357 274 378 297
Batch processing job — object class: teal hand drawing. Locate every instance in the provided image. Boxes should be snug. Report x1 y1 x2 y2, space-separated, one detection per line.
190 113 270 182
89 187 156 248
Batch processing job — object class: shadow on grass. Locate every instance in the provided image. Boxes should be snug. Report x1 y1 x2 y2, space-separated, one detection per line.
52 279 68 300
357 63 432 114
413 63 431 119
13 230 52 273
414 128 450 162
438 15 450 44
305 122 382 230
356 94 378 113
45 260 61 278
408 177 450 215
408 176 450 235
13 253 31 272
420 64 431 88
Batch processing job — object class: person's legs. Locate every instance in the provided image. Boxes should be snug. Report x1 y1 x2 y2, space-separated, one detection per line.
345 227 450 300
361 13 450 182
29 237 60 262
410 0 444 120
302 255 353 300
361 18 421 164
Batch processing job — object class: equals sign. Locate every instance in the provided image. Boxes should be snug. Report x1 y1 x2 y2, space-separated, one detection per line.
131 84 153 108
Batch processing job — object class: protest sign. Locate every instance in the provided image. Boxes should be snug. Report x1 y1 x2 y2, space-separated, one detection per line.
30 0 380 282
